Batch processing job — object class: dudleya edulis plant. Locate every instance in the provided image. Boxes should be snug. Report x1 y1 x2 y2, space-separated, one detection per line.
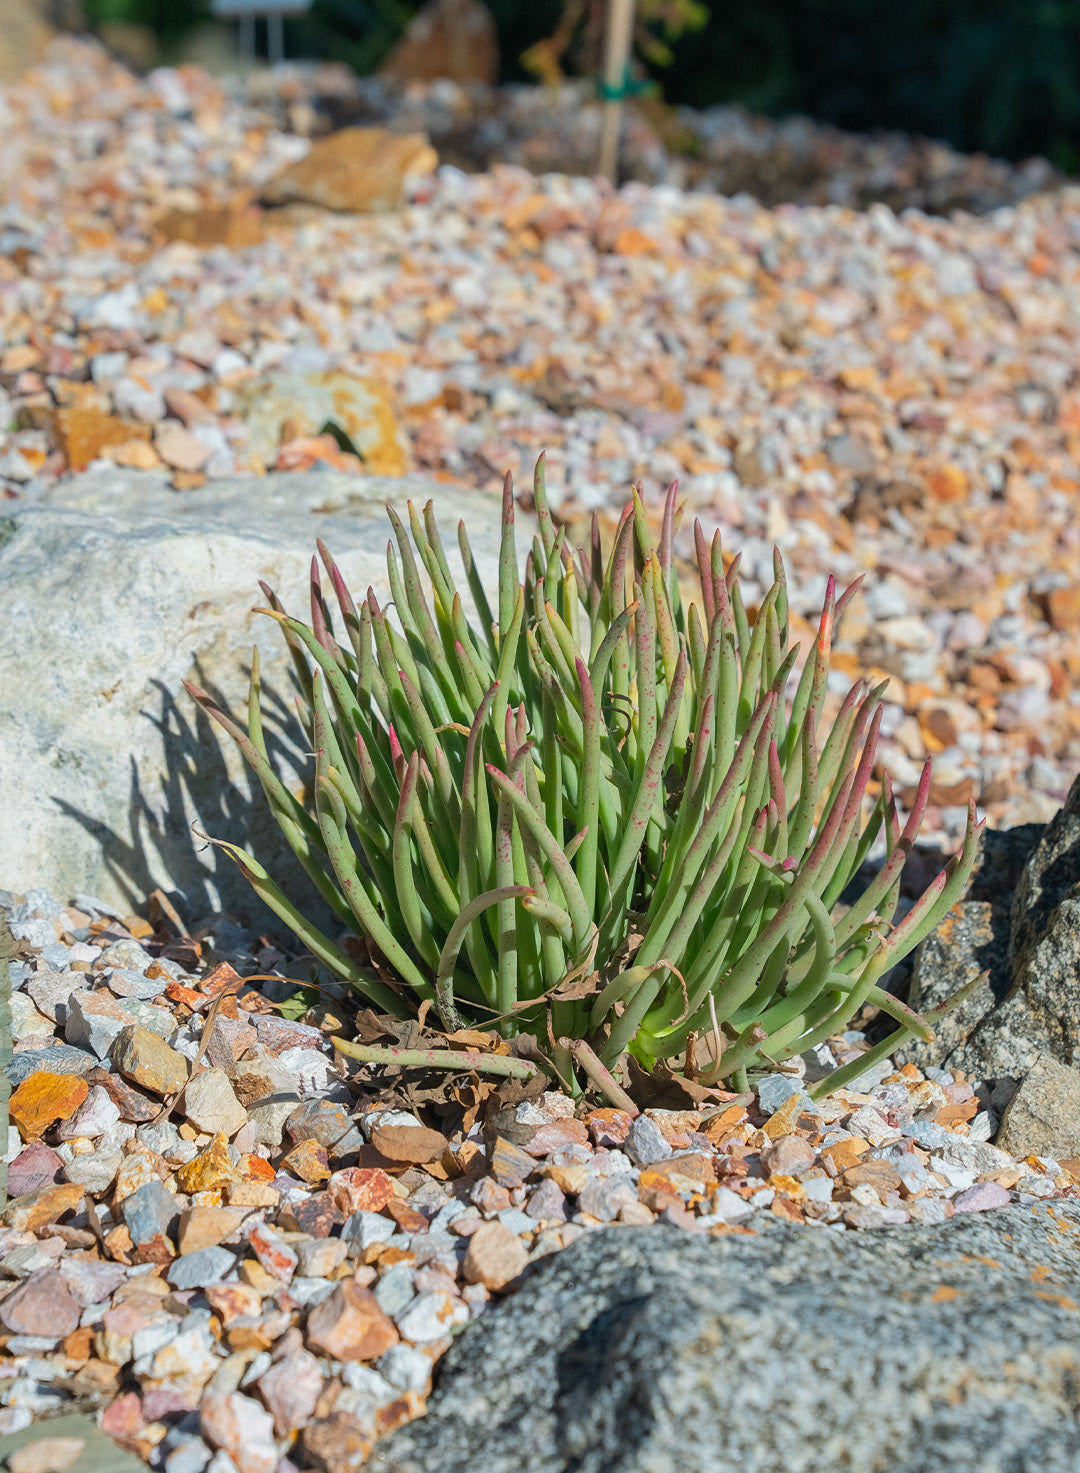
186 456 980 1097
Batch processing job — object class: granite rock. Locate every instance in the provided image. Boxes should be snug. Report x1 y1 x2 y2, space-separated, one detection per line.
996 1054 1080 1158
900 796 1080 1078
375 1205 1080 1473
898 822 1042 1071
0 470 513 924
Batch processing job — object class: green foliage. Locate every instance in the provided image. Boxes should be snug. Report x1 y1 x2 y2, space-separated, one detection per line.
519 0 707 86
87 0 1080 165
662 0 1080 170
188 459 978 1095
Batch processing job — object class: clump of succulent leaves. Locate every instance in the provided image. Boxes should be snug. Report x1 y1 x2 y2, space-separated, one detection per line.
187 457 979 1097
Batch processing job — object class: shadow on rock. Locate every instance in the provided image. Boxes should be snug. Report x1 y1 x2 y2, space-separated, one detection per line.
52 663 336 936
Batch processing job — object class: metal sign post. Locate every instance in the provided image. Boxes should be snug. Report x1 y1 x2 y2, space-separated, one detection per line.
211 0 313 70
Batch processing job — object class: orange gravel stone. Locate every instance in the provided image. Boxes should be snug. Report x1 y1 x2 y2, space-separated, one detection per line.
925 463 968 501
462 1219 528 1291
156 200 264 249
935 1098 979 1129
175 1133 237 1194
328 1166 395 1215
304 1278 399 1361
240 1154 277 1182
702 1105 749 1144
374 1390 426 1436
205 1282 263 1324
9 1071 88 1140
259 127 436 214
281 1137 331 1184
820 1137 872 1173
1 1181 85 1231
1041 586 1080 631
385 1199 430 1234
612 227 659 255
762 1094 805 1139
54 408 151 472
840 1160 903 1194
62 1325 95 1361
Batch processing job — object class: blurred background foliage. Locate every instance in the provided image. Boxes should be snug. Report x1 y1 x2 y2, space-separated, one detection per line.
81 0 1080 169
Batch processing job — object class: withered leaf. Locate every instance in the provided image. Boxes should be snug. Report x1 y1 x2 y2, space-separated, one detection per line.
445 1027 506 1051
370 1122 449 1164
625 1057 728 1110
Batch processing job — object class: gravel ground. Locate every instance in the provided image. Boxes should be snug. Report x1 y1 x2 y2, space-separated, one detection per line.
3 39 1080 1464
1 885 1076 1469
3 41 1080 856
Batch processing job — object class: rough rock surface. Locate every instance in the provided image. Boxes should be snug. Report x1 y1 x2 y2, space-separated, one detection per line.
996 1054 1080 1158
0 469 511 922
902 798 1080 1077
374 1205 1080 1473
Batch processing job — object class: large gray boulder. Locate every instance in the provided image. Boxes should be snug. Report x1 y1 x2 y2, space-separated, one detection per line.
0 469 507 925
373 1205 1080 1473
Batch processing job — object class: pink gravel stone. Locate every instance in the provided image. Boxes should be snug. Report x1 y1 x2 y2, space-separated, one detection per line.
0 1267 81 1338
951 1181 1012 1213
257 1349 325 1436
200 1391 278 1473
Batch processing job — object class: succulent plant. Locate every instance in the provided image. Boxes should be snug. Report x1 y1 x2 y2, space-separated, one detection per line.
187 456 979 1096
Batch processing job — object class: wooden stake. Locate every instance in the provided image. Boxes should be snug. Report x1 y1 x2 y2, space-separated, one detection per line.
598 0 636 184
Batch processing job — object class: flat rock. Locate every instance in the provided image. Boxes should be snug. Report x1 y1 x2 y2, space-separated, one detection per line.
7 1436 85 1473
924 776 1080 1076
375 1205 1080 1473
109 1023 188 1096
258 128 437 213
232 371 406 474
0 1412 145 1473
9 1071 88 1139
0 471 510 924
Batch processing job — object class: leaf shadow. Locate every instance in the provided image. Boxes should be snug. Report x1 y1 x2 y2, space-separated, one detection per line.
51 657 336 936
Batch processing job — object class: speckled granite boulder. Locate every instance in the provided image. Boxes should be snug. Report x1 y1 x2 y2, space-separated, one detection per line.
373 1205 1080 1473
899 805 1080 1079
0 469 509 924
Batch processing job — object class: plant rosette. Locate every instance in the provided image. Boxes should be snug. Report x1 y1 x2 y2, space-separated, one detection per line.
187 455 979 1099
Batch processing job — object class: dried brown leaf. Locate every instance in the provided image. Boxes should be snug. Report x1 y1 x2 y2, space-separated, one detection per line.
625 1057 730 1110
